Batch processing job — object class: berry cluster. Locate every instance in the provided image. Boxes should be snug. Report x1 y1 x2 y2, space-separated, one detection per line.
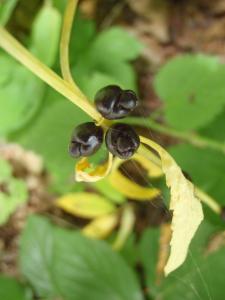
69 85 140 160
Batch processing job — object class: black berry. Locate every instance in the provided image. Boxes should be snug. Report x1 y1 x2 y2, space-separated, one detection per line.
69 122 103 158
105 123 140 159
95 85 138 120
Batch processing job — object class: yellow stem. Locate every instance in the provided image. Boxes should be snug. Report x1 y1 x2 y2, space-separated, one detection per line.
0 26 102 122
60 0 86 99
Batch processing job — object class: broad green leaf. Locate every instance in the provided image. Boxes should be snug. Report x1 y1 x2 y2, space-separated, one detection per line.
56 192 116 218
20 215 144 300
31 4 61 66
71 23 142 96
200 109 225 143
138 228 160 293
0 54 45 135
70 13 96 65
0 0 18 26
76 71 126 100
154 55 225 131
90 27 143 62
0 275 31 300
11 89 88 193
0 2 61 135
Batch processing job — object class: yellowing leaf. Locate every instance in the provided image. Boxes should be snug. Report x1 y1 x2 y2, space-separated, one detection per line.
56 192 116 218
108 169 160 200
140 136 204 275
133 152 163 178
82 213 118 239
75 154 113 182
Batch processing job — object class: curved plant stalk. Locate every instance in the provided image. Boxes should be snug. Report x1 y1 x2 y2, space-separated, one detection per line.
60 0 87 99
0 26 101 122
125 117 225 155
113 204 135 250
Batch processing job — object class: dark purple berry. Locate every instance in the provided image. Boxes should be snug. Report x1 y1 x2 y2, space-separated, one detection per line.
95 85 138 120
105 123 140 159
69 122 103 158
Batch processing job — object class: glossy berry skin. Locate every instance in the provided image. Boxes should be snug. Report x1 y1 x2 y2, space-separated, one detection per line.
105 123 140 159
69 122 103 158
95 85 138 120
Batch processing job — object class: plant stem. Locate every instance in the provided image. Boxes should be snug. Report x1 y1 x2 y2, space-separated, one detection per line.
60 0 86 99
126 117 225 154
0 26 102 122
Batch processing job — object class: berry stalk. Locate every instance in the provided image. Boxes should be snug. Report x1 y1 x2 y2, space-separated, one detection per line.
0 26 102 122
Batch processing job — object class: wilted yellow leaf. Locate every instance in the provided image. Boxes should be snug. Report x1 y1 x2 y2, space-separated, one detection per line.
82 213 118 239
56 192 116 218
140 136 204 275
108 169 160 200
75 154 113 182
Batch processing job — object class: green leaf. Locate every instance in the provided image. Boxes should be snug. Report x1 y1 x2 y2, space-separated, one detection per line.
30 4 61 66
154 54 225 131
71 22 142 96
156 222 225 300
0 158 12 181
0 276 30 300
90 27 143 62
0 54 45 135
0 0 18 26
70 13 96 65
11 89 88 193
169 144 225 205
0 176 28 225
138 228 160 294
200 109 225 143
20 215 144 300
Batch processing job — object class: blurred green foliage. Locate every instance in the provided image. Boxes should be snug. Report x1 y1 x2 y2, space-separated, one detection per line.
1 1 225 300
20 215 143 300
0 158 28 225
